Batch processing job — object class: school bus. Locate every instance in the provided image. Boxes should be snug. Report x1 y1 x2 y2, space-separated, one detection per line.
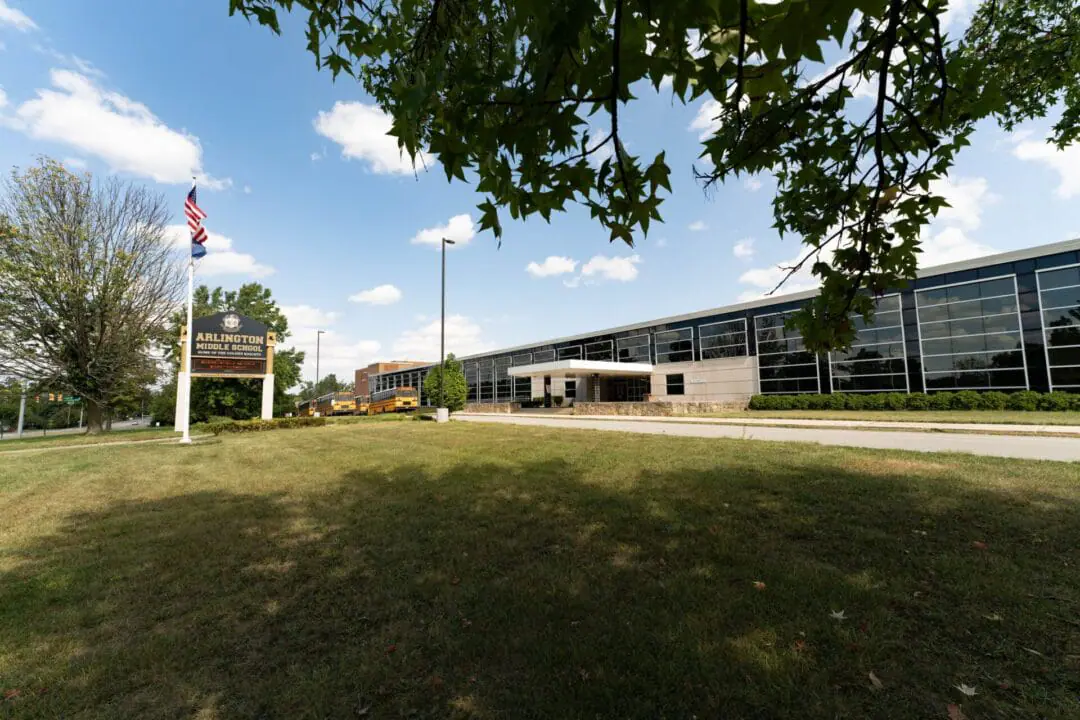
312 392 357 416
353 395 370 415
367 386 418 415
295 399 315 417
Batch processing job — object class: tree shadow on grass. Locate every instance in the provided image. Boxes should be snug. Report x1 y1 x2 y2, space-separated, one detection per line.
1 456 1078 718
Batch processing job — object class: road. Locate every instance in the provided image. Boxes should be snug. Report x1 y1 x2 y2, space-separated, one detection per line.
454 414 1080 462
0 416 152 441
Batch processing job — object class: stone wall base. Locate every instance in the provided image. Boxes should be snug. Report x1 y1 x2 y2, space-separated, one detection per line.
461 403 514 414
571 400 748 416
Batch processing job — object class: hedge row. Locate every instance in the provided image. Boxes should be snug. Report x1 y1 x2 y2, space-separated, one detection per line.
195 416 328 435
748 391 1080 412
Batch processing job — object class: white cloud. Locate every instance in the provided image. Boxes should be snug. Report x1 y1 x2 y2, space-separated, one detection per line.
410 213 475 247
1013 136 1080 199
0 87 7 109
917 226 996 268
941 0 977 32
930 176 998 229
563 276 581 289
733 238 756 260
392 314 493 359
579 254 641 282
9 70 228 188
689 98 723 140
744 176 763 192
282 304 381 384
243 185 252 194
163 224 275 278
526 256 578 278
349 284 403 305
310 150 324 162
655 237 668 248
62 157 87 170
688 220 707 232
0 1 36 31
314 101 432 174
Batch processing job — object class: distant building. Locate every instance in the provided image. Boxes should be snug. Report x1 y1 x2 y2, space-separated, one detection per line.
355 361 431 400
365 238 1080 407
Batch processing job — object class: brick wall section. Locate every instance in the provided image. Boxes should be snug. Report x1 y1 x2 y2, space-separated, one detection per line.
571 401 748 416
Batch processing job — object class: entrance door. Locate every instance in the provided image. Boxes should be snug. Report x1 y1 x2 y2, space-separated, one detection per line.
543 376 552 407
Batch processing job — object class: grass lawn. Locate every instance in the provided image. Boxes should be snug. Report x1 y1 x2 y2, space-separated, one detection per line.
0 427 181 452
1 423 1078 718
705 409 1080 426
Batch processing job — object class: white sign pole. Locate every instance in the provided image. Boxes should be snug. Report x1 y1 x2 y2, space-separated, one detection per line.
179 257 194 444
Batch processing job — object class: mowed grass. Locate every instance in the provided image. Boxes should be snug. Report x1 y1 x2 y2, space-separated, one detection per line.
1 423 1078 719
710 409 1080 425
0 427 181 452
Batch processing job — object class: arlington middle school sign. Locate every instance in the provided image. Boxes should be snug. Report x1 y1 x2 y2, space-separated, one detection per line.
189 312 275 377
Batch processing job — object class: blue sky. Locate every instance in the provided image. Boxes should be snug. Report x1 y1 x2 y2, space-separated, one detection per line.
1 0 1077 382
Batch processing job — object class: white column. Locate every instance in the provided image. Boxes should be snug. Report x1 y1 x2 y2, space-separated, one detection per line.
261 374 274 420
174 372 189 431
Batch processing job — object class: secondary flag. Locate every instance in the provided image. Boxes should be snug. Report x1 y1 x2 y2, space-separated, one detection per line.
185 185 208 258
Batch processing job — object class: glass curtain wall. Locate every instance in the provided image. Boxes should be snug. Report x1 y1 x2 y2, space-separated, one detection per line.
915 276 1028 390
1037 264 1080 390
829 294 909 392
698 318 748 359
755 310 821 394
654 328 694 363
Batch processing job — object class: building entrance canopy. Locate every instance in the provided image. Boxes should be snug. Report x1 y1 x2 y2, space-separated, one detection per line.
507 359 654 378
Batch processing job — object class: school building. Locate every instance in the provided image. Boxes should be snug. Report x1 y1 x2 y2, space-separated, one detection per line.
364 238 1080 409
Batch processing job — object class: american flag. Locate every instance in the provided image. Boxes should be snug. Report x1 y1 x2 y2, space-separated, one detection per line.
185 185 208 257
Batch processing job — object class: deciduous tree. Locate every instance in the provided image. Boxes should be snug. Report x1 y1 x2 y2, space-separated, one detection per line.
229 0 1079 348
0 159 182 433
423 354 467 411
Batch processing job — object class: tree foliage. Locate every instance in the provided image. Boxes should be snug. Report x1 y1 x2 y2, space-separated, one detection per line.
297 373 354 401
423 353 467 411
229 0 1079 348
166 282 305 422
0 158 182 432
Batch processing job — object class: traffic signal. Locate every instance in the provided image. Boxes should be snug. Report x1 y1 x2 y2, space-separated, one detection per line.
48 393 55 401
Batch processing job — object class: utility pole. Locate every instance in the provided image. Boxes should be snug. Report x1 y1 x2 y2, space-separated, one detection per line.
438 237 456 421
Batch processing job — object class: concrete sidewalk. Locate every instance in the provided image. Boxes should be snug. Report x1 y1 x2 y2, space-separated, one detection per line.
454 414 1080 462
506 412 1080 435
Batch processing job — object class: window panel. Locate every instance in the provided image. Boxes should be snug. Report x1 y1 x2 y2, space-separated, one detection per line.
698 319 748 360
654 328 694 364
1039 286 1080 311
532 349 555 363
585 340 613 361
755 311 820 394
1048 346 1080 367
758 351 817 368
557 345 582 360
616 334 650 363
1050 366 1080 387
1038 266 1080 291
495 357 512 401
828 295 908 393
477 360 494 403
916 276 1026 392
666 373 685 395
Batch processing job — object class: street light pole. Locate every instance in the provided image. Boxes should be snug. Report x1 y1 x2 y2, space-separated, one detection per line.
438 237 456 421
315 329 325 397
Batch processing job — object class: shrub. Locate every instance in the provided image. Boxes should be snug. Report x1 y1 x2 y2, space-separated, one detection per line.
842 393 863 410
882 392 907 411
805 393 830 410
928 392 953 411
905 392 929 410
789 394 811 410
979 392 1009 411
1039 392 1075 412
826 393 847 410
195 416 327 436
861 393 886 410
552 395 564 407
1005 390 1041 411
951 390 982 410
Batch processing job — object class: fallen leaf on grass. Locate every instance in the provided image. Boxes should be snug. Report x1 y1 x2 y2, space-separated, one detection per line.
450 576 461 586
955 684 977 697
972 541 988 550
386 644 397 654
1023 647 1044 657
984 613 1003 622
3 689 19 701
830 610 847 621
947 703 967 720
793 639 806 652
868 671 883 690
752 581 766 591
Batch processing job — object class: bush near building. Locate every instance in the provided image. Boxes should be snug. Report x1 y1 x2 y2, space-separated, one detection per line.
749 391 1080 413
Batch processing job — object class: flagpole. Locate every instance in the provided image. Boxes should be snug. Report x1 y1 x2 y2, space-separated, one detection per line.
178 177 198 444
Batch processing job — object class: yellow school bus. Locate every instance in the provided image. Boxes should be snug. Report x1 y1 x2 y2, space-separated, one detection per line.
367 386 418 415
296 399 315 417
353 396 370 415
313 392 357 416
